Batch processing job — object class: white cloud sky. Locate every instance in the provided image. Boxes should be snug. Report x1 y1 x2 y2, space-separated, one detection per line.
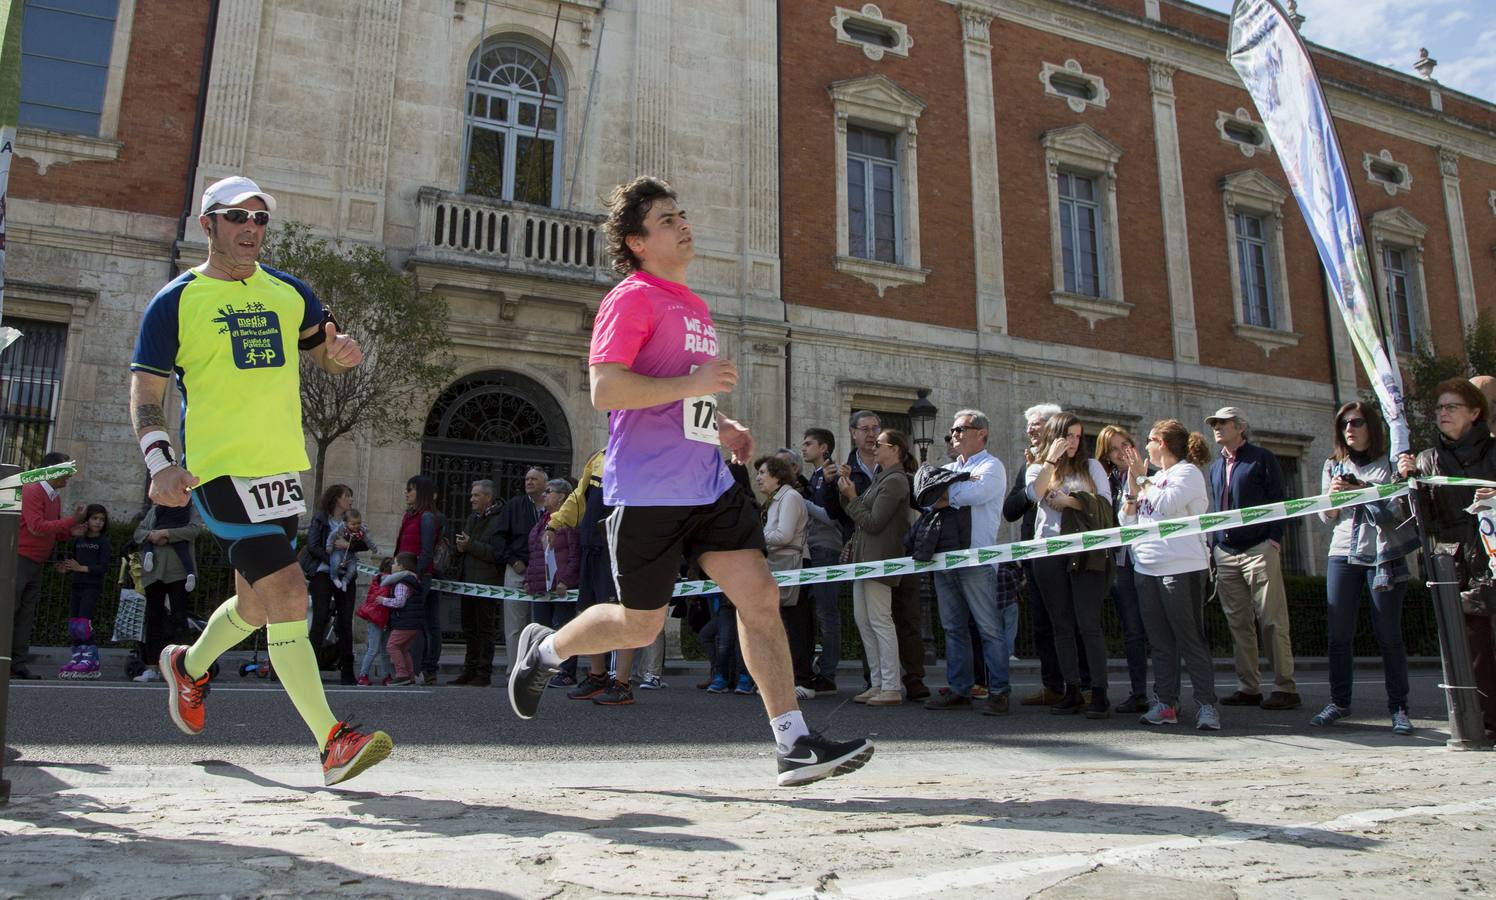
1189 0 1496 104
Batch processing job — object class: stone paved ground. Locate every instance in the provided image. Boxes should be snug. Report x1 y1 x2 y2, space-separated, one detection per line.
4 731 1494 899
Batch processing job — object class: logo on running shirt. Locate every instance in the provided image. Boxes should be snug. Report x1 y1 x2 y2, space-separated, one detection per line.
214 302 286 370
682 316 718 355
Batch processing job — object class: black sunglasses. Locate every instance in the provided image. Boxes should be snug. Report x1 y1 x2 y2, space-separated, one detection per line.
208 207 271 226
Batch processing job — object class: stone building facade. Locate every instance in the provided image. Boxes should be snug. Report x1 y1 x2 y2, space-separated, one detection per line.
780 0 1496 573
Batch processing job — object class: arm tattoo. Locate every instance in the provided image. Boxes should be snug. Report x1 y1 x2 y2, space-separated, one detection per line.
134 403 167 431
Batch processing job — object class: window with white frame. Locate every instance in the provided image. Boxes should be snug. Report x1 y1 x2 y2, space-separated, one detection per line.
1058 172 1103 297
1041 125 1128 326
1367 207 1430 358
463 39 565 207
1234 212 1275 328
828 75 928 297
846 126 900 263
1220 169 1299 355
1382 246 1418 354
19 0 120 136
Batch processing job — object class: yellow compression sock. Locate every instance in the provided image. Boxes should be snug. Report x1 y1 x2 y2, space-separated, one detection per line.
184 596 257 679
266 620 340 751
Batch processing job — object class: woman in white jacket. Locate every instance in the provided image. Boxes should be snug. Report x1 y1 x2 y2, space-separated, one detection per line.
1119 419 1219 731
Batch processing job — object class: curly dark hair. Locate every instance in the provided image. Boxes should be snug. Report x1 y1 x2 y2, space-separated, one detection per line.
603 176 677 275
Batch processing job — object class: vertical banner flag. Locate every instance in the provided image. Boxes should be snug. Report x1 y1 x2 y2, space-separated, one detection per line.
1228 0 1410 457
0 0 21 323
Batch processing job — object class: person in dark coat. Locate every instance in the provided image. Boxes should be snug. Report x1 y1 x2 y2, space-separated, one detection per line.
452 479 504 686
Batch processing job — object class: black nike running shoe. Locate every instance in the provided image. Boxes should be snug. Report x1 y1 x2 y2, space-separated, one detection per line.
508 623 558 720
776 732 875 787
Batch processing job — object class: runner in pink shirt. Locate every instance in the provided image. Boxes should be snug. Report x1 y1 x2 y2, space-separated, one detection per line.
508 177 872 787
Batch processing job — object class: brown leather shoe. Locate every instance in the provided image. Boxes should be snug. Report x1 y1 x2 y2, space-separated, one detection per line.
1259 691 1302 710
1220 690 1263 706
903 677 931 701
1020 687 1064 706
448 672 474 686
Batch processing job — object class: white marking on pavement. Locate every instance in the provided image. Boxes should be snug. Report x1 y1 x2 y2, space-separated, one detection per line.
754 796 1496 900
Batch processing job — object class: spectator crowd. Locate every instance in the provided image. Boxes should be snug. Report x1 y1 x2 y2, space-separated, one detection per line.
15 377 1496 744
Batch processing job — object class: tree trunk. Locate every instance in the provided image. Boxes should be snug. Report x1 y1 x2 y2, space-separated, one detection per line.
311 438 331 504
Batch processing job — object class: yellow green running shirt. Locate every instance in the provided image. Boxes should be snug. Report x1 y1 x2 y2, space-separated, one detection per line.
130 264 324 482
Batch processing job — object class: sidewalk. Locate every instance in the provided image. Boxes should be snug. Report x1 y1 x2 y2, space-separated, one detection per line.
4 732 1492 897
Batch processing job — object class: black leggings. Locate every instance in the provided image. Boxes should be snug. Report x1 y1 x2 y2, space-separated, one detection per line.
143 580 190 666
308 571 354 673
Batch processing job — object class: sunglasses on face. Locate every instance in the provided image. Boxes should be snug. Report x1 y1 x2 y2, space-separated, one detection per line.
949 425 979 436
1342 418 1367 429
208 207 271 226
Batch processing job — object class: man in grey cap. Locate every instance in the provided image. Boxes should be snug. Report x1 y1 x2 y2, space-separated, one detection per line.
1205 406 1299 710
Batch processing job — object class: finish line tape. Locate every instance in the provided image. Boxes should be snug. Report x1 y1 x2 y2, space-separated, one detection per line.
358 475 1496 603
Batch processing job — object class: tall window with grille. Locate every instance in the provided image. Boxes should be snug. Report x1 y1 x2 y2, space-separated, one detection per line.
0 319 67 468
1234 212 1276 328
1382 246 1417 354
1058 173 1103 297
846 126 900 263
19 0 119 136
463 40 564 207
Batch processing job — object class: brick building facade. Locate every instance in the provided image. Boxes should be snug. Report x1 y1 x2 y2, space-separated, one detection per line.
780 0 1496 572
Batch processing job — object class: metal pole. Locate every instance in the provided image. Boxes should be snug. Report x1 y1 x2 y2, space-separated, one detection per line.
0 462 21 804
1407 479 1491 750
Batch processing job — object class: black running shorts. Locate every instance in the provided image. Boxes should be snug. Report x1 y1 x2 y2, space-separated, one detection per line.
604 485 766 611
192 475 302 585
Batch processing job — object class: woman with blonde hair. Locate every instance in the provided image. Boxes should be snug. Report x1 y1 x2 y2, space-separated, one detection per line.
1119 419 1217 730
1027 412 1112 717
1096 424 1150 713
838 429 916 706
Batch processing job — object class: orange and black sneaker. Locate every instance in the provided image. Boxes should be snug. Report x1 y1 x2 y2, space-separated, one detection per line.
160 644 210 736
321 721 393 786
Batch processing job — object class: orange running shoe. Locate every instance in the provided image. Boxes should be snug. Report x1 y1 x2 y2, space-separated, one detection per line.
160 644 210 736
321 721 393 786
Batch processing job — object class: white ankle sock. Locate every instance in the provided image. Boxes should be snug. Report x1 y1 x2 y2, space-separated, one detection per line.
771 710 810 755
537 634 563 668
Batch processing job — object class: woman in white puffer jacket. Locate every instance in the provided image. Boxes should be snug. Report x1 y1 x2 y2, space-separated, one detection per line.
1119 419 1218 731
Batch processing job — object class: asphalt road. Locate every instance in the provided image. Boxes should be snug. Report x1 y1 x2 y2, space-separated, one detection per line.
5 664 1459 772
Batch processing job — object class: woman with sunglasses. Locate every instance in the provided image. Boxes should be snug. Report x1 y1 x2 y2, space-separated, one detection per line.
1316 402 1418 734
1397 378 1496 740
837 430 917 706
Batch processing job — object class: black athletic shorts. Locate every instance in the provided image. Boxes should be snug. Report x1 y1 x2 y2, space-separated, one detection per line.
192 475 301 584
576 545 616 612
604 484 766 611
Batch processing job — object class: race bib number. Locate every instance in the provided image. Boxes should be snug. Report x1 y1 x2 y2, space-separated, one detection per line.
683 365 719 445
231 472 306 523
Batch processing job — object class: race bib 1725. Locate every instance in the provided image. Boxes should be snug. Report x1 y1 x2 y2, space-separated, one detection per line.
230 472 306 523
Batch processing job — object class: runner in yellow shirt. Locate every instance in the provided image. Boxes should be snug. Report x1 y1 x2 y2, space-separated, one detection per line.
129 176 390 786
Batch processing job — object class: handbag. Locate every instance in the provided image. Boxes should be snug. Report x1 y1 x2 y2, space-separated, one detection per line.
356 592 391 629
113 588 147 643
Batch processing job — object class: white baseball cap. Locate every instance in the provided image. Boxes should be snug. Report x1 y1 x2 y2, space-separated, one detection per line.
200 175 277 216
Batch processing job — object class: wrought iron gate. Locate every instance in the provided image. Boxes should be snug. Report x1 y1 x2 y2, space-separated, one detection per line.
0 318 67 468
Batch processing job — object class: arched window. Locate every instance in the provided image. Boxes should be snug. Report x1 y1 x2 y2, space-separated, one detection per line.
463 39 564 207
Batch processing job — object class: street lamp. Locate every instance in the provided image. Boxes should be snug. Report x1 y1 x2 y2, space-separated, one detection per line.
908 388 938 463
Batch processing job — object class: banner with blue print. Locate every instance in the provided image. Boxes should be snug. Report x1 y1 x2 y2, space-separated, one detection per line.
1228 0 1410 457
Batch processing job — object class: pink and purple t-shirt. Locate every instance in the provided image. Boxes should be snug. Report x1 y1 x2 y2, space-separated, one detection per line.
589 271 736 507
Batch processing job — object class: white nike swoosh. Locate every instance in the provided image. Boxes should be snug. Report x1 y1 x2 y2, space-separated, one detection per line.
781 752 818 764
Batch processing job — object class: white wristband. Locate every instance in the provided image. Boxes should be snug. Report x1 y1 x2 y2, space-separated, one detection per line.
139 430 176 477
